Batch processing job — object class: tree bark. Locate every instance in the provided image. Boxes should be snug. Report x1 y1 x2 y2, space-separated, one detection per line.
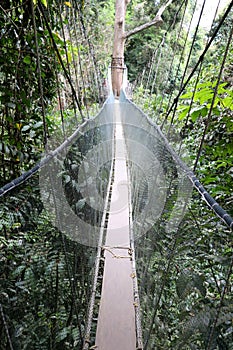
111 0 173 97
111 0 129 96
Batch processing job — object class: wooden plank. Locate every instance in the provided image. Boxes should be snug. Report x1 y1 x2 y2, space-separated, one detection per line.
95 102 136 349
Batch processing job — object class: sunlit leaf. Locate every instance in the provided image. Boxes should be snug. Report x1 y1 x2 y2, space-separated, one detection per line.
64 1 72 7
41 0 48 7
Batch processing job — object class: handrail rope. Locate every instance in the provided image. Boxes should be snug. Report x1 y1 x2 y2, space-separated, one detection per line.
38 0 84 121
0 94 114 198
193 23 233 171
124 96 233 231
164 0 233 121
0 119 88 197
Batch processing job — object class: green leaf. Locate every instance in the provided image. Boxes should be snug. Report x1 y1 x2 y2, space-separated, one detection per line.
41 0 48 7
190 106 208 122
222 96 233 110
178 106 190 120
23 56 31 65
180 91 193 99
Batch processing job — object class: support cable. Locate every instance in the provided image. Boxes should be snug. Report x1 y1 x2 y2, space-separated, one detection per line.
155 0 188 120
31 0 48 147
126 97 233 231
151 0 187 95
163 0 206 128
69 2 90 117
161 0 198 122
193 23 233 171
0 119 88 197
56 2 79 122
164 0 233 121
38 0 84 120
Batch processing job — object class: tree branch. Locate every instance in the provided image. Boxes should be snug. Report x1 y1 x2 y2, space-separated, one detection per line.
124 16 163 39
124 0 173 39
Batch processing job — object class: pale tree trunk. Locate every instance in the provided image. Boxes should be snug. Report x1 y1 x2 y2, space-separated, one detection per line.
111 0 173 97
111 0 130 96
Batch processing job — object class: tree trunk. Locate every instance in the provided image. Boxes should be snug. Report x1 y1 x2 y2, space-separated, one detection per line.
111 0 173 97
111 0 129 97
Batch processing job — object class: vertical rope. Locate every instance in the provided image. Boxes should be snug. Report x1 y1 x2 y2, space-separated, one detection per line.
193 23 233 171
0 304 14 350
38 0 84 121
31 0 48 147
164 0 233 123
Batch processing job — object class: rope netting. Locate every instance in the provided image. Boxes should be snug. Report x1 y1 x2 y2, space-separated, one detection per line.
1 0 233 349
119 92 233 349
0 0 107 348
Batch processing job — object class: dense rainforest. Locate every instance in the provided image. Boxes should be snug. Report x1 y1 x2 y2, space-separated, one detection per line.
0 0 233 349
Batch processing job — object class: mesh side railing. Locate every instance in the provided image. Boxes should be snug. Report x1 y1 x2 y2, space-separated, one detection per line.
0 98 115 349
120 95 233 350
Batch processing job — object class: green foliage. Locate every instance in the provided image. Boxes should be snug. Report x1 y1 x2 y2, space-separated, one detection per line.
0 0 59 184
133 5 233 350
176 76 233 213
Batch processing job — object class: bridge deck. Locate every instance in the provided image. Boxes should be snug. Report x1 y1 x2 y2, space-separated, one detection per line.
95 102 136 349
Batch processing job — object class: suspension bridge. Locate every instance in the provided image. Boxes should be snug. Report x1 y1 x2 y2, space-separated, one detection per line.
1 1 233 349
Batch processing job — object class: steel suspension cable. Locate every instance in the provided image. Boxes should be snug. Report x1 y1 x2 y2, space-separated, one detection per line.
69 3 90 116
161 0 198 123
38 0 84 121
193 23 233 172
162 0 207 129
75 2 103 105
175 0 222 156
31 0 48 147
56 2 80 122
154 0 188 120
164 0 233 121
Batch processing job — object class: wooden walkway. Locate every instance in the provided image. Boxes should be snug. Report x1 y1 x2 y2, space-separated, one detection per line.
95 102 137 349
